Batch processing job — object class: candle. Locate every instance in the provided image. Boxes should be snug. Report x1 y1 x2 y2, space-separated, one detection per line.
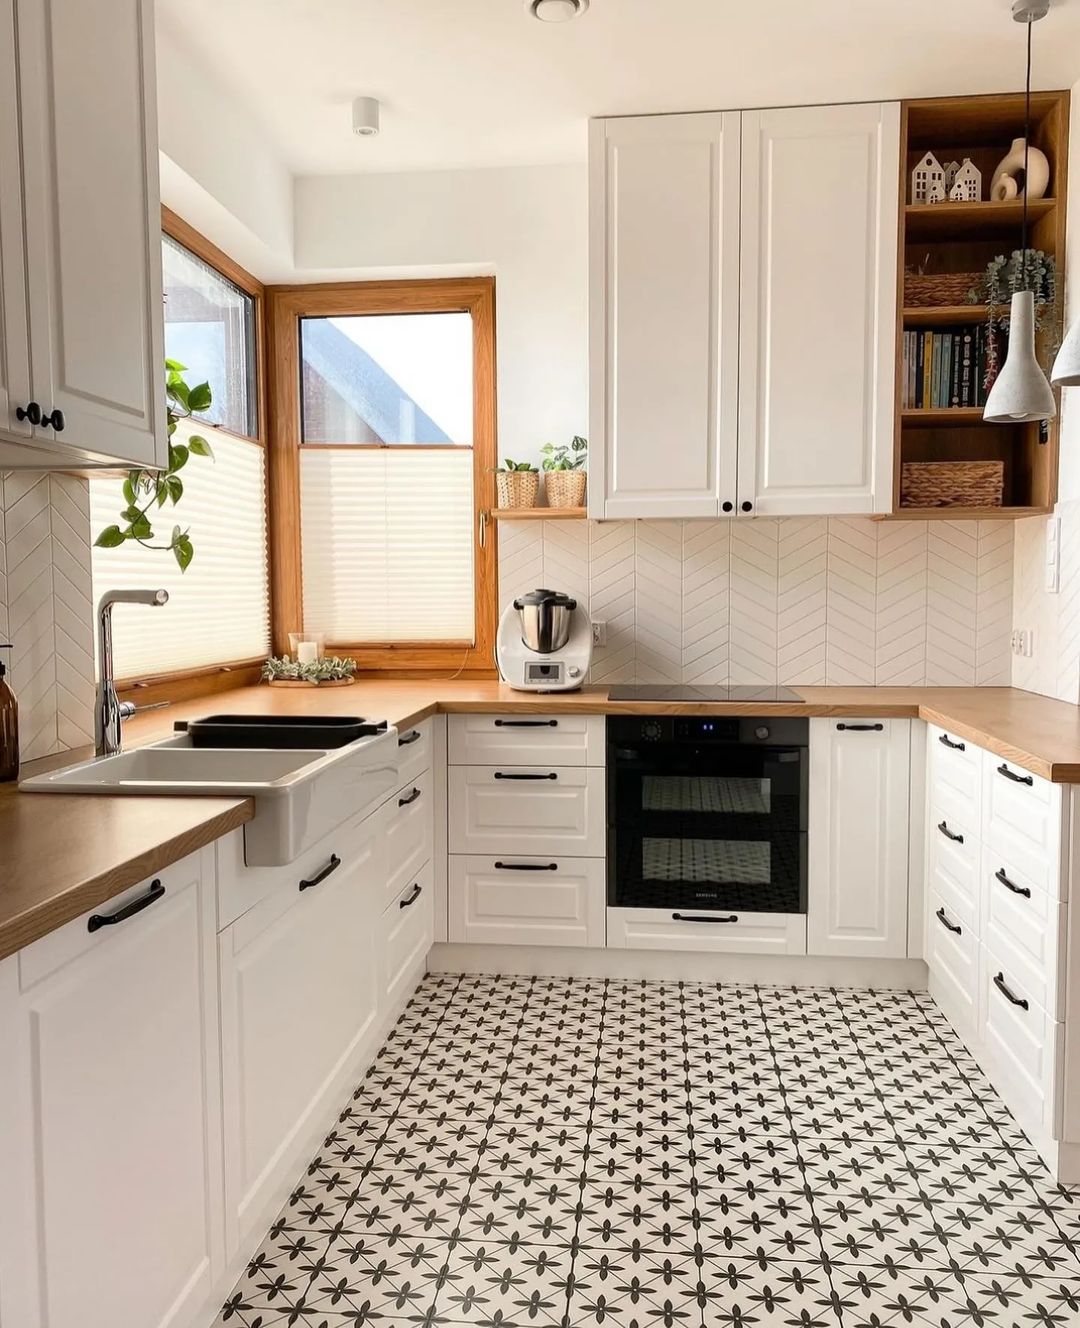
296 641 318 665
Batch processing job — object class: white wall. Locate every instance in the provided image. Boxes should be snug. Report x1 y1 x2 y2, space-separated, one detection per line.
294 165 588 468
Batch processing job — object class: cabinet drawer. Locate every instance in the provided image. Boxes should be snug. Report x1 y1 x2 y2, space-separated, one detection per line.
981 845 1066 1019
449 714 605 767
927 724 982 814
979 943 1063 1142
385 771 434 906
982 753 1063 898
448 766 605 856
395 720 432 788
926 888 979 1049
448 855 605 948
380 862 435 1013
607 907 807 955
927 802 980 932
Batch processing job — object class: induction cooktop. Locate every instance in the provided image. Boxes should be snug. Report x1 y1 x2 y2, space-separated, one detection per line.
605 684 803 702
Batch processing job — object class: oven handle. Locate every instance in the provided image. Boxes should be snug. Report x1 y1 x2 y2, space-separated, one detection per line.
672 913 739 924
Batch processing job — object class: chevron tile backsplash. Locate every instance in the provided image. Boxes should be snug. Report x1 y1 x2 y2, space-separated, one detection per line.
499 516 1015 688
0 472 95 761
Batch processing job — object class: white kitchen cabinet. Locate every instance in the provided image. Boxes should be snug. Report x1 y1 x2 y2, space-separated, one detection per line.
449 855 606 948
589 103 899 519
448 765 606 857
607 907 807 955
218 814 384 1257
381 861 436 1013
808 718 911 957
0 0 167 468
737 103 899 515
0 853 224 1328
588 112 741 519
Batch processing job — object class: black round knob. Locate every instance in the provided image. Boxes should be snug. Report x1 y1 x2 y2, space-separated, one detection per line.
15 401 41 425
42 408 65 433
721 501 734 513
741 500 753 513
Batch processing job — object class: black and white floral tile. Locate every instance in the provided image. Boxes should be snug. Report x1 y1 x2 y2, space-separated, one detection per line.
214 976 1080 1328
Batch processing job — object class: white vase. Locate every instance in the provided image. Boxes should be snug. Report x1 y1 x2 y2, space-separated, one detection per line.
990 137 1050 202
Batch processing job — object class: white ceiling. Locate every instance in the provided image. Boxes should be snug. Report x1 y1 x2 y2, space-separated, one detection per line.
158 0 1080 177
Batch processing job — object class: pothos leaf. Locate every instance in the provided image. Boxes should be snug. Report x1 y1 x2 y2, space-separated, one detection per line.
174 534 194 572
94 525 126 548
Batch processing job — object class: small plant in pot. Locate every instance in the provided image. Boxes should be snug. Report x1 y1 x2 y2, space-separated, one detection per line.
495 458 539 510
540 435 587 509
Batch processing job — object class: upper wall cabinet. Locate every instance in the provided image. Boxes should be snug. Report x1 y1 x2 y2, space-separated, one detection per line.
0 0 167 470
588 103 900 520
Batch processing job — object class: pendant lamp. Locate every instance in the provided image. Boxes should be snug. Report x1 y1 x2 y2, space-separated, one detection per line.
1052 316 1080 388
984 1 1056 424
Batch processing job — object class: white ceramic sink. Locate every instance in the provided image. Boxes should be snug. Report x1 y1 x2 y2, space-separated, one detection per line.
20 729 401 866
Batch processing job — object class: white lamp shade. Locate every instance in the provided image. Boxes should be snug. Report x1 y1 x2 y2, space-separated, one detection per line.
1052 317 1080 387
983 290 1056 423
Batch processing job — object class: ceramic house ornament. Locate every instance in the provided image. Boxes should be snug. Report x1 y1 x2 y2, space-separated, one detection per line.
911 151 945 204
928 179 946 204
949 158 982 202
991 137 1050 201
944 160 961 193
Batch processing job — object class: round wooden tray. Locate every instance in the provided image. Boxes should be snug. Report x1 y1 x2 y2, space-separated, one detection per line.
267 677 356 688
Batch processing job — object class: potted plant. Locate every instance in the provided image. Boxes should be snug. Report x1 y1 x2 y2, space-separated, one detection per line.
495 458 539 510
540 435 587 508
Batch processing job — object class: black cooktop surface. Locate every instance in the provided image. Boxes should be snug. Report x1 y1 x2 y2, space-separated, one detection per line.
606 684 804 702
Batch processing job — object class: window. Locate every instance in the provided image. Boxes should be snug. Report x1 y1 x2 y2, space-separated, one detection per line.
268 279 497 673
90 216 270 689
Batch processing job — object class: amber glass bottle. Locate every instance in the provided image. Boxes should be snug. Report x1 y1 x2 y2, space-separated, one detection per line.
0 645 18 782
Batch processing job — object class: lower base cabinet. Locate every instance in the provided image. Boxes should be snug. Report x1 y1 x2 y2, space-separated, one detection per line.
449 856 605 947
607 907 807 954
0 852 224 1328
382 861 436 1009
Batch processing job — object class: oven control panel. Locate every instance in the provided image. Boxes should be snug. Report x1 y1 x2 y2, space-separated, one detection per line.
608 715 808 746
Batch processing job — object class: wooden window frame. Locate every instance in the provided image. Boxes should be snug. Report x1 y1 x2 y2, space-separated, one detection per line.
114 209 271 704
266 277 499 677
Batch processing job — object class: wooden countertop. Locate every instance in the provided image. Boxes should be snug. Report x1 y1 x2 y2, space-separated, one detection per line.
3 679 1079 964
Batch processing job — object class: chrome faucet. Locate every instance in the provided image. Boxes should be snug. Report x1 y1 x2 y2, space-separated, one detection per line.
95 589 170 757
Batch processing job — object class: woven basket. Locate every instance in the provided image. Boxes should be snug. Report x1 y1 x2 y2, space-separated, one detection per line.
544 470 586 509
900 461 1004 509
495 470 539 510
904 271 982 308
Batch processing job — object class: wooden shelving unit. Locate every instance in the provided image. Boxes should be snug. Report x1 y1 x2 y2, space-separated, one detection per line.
488 506 587 521
890 90 1069 519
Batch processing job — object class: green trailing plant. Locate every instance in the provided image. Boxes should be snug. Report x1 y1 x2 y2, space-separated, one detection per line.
969 250 1061 388
94 359 214 571
496 458 538 473
540 435 588 472
262 655 358 684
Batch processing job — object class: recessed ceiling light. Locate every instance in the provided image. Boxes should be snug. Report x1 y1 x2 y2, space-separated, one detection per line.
527 0 589 22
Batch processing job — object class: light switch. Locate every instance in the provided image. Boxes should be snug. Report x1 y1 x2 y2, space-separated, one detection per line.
1046 516 1060 595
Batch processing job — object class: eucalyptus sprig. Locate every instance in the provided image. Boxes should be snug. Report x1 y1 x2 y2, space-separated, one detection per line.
94 358 214 571
262 655 358 684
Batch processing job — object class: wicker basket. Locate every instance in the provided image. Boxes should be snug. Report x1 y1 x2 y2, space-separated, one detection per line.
544 469 586 509
495 470 539 510
904 271 982 308
900 461 1004 509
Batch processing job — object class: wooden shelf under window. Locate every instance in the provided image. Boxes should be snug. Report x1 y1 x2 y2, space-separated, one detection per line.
488 506 588 520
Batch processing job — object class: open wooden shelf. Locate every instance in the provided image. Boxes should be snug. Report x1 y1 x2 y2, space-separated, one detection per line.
901 407 989 426
878 505 1048 522
902 304 988 327
489 506 587 521
905 198 1055 242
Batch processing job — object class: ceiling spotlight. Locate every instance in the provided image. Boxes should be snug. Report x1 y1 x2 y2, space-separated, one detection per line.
527 0 589 22
352 96 380 137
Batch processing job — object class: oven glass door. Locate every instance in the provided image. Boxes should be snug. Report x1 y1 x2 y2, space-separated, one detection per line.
611 742 806 912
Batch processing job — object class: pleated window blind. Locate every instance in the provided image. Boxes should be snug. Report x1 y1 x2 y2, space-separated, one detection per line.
300 447 475 643
89 422 271 678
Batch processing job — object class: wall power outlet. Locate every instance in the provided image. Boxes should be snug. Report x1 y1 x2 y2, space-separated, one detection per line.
591 621 607 647
1010 628 1034 658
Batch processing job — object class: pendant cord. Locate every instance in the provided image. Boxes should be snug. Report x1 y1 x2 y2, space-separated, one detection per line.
1022 16 1032 292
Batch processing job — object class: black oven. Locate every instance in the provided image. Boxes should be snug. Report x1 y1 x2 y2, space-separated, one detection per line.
607 715 808 914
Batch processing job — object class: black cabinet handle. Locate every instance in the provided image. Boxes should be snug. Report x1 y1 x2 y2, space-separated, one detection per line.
939 733 966 751
995 867 1031 899
721 501 734 513
993 972 1029 1010
15 401 41 425
399 883 423 909
88 879 165 932
935 907 962 935
740 501 753 513
494 861 558 871
672 913 739 924
41 408 65 432
937 821 964 844
494 771 558 780
494 719 558 728
997 764 1033 786
398 730 422 746
299 854 341 891
398 787 421 806
836 723 884 732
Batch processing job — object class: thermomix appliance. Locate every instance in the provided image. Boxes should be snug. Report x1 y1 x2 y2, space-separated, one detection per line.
496 588 592 692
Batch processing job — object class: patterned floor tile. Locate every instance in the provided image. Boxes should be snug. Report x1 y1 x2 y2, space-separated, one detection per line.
214 976 1080 1328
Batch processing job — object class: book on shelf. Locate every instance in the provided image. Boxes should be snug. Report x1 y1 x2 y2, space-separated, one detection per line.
901 321 992 411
